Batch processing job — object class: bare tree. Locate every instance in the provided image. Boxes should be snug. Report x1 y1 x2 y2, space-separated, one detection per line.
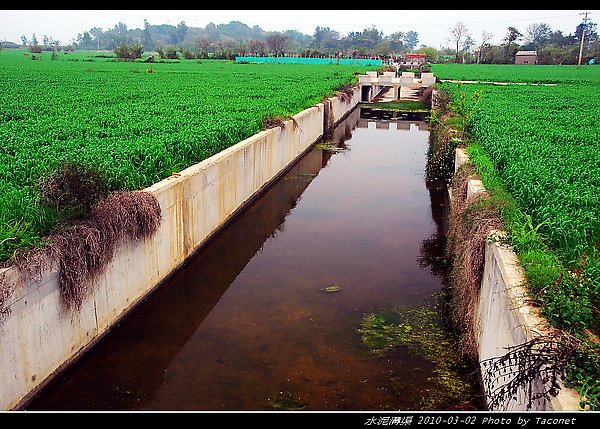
195 36 212 58
247 39 267 56
478 30 493 63
266 32 289 57
449 21 470 63
236 43 247 56
214 38 235 59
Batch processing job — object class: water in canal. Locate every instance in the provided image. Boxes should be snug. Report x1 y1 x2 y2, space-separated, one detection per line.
27 107 481 411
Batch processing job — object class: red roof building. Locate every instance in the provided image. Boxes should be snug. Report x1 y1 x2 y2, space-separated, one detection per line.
398 53 426 66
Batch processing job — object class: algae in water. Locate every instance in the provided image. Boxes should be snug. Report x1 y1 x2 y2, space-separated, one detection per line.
270 392 308 410
357 300 476 409
315 141 346 152
321 284 342 293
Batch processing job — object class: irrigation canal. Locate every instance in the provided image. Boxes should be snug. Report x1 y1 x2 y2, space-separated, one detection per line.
27 107 481 411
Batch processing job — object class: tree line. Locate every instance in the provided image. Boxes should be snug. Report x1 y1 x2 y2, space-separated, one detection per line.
446 20 598 65
15 17 598 65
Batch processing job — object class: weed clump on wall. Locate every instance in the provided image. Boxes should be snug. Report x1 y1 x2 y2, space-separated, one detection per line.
445 163 503 361
1 161 162 311
48 189 161 308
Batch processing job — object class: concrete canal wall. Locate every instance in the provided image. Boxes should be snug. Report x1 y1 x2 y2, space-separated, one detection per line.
0 90 359 410
6 77 577 412
453 148 582 411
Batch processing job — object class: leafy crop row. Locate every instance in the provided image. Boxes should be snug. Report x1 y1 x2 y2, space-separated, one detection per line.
454 83 599 260
438 76 600 311
0 50 374 261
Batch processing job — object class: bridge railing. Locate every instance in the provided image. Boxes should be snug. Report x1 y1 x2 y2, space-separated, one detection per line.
358 71 437 88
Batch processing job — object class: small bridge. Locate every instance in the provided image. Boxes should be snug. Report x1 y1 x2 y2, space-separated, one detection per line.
358 71 436 101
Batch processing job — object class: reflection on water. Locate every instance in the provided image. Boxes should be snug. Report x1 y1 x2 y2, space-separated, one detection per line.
359 107 429 123
28 108 480 411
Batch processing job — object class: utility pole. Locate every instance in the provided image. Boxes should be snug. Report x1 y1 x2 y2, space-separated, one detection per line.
578 11 590 66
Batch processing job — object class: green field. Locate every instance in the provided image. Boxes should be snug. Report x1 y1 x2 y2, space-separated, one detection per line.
432 63 600 84
431 63 600 312
0 49 375 261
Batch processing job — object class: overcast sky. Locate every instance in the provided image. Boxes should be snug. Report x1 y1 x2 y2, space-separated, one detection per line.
0 9 596 49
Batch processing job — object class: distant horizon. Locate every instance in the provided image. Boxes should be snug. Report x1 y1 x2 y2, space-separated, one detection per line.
0 10 596 50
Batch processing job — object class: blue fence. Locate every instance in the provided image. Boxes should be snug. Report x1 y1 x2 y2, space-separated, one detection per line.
235 56 383 66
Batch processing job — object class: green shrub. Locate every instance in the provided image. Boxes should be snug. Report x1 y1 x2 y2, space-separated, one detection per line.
114 43 144 60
